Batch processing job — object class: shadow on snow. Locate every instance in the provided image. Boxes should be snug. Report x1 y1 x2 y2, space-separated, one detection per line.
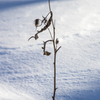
0 0 55 11
56 88 100 100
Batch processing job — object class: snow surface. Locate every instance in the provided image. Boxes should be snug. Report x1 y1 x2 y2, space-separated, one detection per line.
0 0 100 100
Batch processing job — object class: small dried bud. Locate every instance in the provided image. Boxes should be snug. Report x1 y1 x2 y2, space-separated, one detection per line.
56 38 59 44
44 51 51 56
42 47 44 49
35 19 39 27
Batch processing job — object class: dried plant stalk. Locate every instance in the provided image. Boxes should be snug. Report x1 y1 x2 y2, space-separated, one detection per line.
28 0 61 100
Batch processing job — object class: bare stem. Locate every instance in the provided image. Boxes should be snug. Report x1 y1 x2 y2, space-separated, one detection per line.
48 0 51 12
48 0 56 100
48 28 53 39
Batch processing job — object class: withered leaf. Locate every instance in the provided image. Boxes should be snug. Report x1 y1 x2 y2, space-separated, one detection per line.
44 51 51 56
34 34 39 40
42 16 47 24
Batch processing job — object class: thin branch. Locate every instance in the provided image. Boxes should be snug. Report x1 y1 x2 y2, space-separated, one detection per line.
48 0 55 39
48 28 53 39
48 0 51 12
28 33 39 41
28 36 34 41
42 39 53 54
56 46 62 53
44 39 53 43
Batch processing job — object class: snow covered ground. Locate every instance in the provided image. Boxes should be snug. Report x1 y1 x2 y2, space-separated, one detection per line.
0 0 100 100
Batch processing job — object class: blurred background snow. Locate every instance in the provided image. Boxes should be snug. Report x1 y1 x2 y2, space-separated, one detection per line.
0 0 100 100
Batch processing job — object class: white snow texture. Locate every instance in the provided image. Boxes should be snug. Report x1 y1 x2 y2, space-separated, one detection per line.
0 0 100 100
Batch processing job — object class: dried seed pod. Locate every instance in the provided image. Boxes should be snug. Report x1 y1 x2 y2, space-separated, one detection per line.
44 51 51 56
56 38 59 44
36 11 53 34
